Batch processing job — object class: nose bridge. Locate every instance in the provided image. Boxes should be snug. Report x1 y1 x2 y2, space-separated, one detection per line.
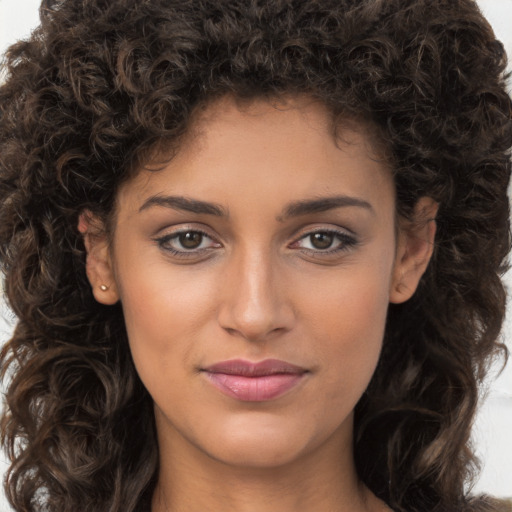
218 244 293 341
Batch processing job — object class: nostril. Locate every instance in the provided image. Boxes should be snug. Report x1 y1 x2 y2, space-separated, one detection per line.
221 324 289 343
216 265 296 341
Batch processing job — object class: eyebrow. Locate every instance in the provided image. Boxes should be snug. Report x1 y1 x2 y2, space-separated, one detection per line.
138 193 373 219
138 195 227 216
278 195 374 220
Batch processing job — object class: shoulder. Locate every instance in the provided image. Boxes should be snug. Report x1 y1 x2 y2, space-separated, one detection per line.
398 496 512 512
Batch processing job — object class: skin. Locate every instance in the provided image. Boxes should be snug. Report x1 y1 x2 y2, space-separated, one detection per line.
81 95 437 512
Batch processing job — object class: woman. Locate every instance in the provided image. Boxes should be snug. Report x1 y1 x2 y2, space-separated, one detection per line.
0 0 510 511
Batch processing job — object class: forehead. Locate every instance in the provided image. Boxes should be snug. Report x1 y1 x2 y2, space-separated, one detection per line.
183 95 385 159
116 95 395 217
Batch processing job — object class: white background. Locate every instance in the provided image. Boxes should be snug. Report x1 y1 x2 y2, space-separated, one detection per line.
0 0 511 509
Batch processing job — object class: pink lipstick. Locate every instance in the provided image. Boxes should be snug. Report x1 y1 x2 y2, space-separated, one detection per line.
202 359 307 401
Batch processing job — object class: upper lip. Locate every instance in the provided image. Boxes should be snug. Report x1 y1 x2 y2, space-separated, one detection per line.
202 359 307 377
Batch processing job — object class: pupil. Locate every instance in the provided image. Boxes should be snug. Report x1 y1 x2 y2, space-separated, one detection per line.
311 232 333 249
179 232 203 249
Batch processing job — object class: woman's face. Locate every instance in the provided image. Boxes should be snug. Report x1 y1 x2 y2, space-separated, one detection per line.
84 96 434 469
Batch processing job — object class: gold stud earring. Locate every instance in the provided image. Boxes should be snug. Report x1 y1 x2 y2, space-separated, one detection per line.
100 284 109 291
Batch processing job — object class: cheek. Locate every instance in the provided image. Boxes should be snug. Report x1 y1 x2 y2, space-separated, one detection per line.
112 248 219 376
300 262 392 389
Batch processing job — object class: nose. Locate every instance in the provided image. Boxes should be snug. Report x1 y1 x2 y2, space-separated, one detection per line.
217 249 295 342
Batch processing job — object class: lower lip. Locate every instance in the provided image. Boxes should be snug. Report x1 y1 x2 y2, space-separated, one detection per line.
204 372 305 401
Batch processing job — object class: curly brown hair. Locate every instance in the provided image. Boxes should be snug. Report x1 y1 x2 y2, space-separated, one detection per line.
0 0 511 511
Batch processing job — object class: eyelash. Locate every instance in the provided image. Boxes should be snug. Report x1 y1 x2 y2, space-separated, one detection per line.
153 227 358 259
153 228 220 259
291 229 358 256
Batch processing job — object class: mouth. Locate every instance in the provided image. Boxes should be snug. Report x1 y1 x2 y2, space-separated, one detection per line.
201 359 308 402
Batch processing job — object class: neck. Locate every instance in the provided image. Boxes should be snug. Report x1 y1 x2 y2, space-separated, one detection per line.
151 416 387 512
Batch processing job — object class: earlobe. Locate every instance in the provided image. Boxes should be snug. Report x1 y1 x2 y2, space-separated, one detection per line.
389 197 438 304
78 211 119 305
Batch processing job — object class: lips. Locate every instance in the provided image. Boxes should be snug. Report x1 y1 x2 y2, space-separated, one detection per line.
202 359 307 401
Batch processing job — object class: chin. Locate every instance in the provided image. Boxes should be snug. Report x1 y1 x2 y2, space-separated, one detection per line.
189 411 351 470
205 435 310 469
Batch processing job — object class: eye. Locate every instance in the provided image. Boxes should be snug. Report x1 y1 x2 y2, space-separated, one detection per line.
292 229 357 253
304 232 336 250
154 229 221 254
177 231 207 249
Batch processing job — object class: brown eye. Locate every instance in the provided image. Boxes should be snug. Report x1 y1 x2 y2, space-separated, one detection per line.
155 229 220 255
179 231 204 249
291 229 358 255
309 232 334 249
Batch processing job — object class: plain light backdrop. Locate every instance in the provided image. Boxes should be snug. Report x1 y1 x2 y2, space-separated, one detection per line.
0 0 511 509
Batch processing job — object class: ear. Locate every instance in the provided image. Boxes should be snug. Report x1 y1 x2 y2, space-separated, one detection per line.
389 197 438 304
78 210 119 305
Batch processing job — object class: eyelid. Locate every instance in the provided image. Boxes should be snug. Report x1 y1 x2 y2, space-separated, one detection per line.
153 222 221 241
290 223 356 240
